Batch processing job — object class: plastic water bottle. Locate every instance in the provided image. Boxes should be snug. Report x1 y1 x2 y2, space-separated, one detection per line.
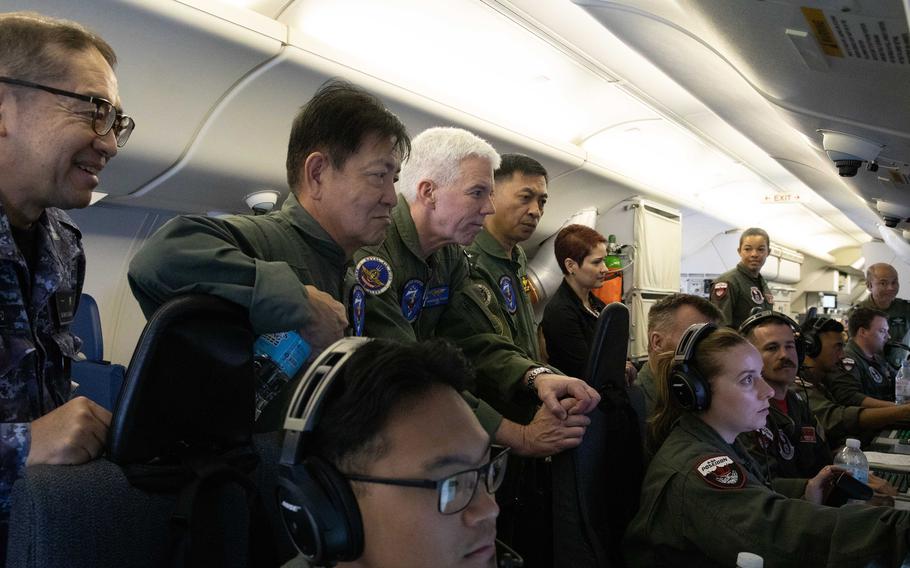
897 360 910 404
736 552 763 568
252 331 311 420
834 438 869 484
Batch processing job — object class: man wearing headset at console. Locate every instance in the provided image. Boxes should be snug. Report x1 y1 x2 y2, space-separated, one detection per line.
737 312 833 480
799 316 910 448
739 313 898 499
279 337 505 568
827 307 897 408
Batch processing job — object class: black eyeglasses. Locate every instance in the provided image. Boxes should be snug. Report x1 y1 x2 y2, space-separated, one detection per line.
0 76 135 147
345 447 509 515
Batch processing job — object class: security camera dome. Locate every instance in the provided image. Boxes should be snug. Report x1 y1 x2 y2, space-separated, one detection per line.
244 190 280 215
835 159 863 177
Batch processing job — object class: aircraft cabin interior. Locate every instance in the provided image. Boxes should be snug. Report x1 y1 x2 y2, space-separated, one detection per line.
5 0 910 566
6 0 908 365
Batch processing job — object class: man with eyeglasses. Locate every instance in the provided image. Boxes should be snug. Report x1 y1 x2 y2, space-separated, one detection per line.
0 12 133 556
308 338 503 567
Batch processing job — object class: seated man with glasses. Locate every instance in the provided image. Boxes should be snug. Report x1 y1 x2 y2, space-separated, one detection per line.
305 338 503 567
0 11 133 557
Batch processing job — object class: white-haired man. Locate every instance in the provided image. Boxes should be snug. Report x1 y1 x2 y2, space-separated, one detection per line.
353 127 599 459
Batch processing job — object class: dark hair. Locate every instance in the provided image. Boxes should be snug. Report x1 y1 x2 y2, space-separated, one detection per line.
647 293 723 334
286 79 411 191
801 317 844 336
494 153 548 185
848 307 888 338
740 313 796 342
0 12 117 84
553 224 606 275
311 338 470 473
649 327 749 451
739 227 770 249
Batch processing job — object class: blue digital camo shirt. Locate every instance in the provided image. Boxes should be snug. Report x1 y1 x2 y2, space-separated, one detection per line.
0 205 84 527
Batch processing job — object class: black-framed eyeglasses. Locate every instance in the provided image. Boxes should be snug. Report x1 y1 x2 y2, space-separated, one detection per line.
0 76 135 147
345 447 509 515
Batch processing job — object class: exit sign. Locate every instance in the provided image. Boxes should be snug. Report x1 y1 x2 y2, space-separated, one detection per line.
763 193 806 204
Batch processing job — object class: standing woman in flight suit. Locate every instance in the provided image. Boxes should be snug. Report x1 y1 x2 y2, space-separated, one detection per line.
624 323 910 567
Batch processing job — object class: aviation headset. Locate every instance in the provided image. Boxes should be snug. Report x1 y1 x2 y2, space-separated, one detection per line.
669 322 718 411
737 309 806 368
277 337 370 566
801 316 837 360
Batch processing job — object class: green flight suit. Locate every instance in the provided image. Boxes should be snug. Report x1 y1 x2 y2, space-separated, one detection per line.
855 296 910 370
633 361 658 420
709 263 773 329
128 194 357 430
353 196 523 434
826 340 895 406
442 229 547 423
794 371 864 450
624 413 910 567
129 194 347 334
739 389 831 481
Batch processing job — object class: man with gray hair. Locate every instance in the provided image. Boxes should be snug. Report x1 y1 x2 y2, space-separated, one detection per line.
0 11 134 554
854 262 910 370
354 127 599 458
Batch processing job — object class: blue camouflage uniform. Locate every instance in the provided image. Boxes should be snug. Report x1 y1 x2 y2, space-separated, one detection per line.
0 205 85 542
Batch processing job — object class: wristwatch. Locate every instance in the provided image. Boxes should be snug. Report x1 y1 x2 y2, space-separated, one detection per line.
525 366 552 392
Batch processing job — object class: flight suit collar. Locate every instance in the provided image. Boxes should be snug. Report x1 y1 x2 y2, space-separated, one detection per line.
845 338 882 365
677 413 764 479
735 262 762 281
281 193 348 265
473 228 516 263
390 194 428 263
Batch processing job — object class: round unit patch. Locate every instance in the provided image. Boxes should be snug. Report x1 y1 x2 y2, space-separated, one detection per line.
499 276 518 314
356 256 392 295
750 286 764 305
695 455 746 490
777 429 795 461
870 367 883 384
475 283 494 307
400 279 425 323
349 284 366 337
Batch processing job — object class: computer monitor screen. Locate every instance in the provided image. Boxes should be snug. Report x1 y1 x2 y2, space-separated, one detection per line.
822 294 837 309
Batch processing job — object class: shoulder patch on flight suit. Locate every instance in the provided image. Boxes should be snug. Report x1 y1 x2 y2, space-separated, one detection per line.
695 455 746 489
499 276 518 314
841 357 855 371
750 286 764 305
350 284 366 336
356 256 393 295
870 366 883 384
475 283 494 307
800 426 817 443
400 279 425 322
713 282 728 298
777 429 795 461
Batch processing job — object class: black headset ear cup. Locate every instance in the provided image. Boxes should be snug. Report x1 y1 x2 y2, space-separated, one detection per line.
670 362 711 411
276 457 364 564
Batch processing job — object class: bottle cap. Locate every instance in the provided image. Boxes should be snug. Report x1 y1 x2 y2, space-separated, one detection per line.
736 552 763 567
608 234 617 242
846 438 861 449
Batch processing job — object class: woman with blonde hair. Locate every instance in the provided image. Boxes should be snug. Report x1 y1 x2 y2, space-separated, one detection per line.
625 323 910 567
